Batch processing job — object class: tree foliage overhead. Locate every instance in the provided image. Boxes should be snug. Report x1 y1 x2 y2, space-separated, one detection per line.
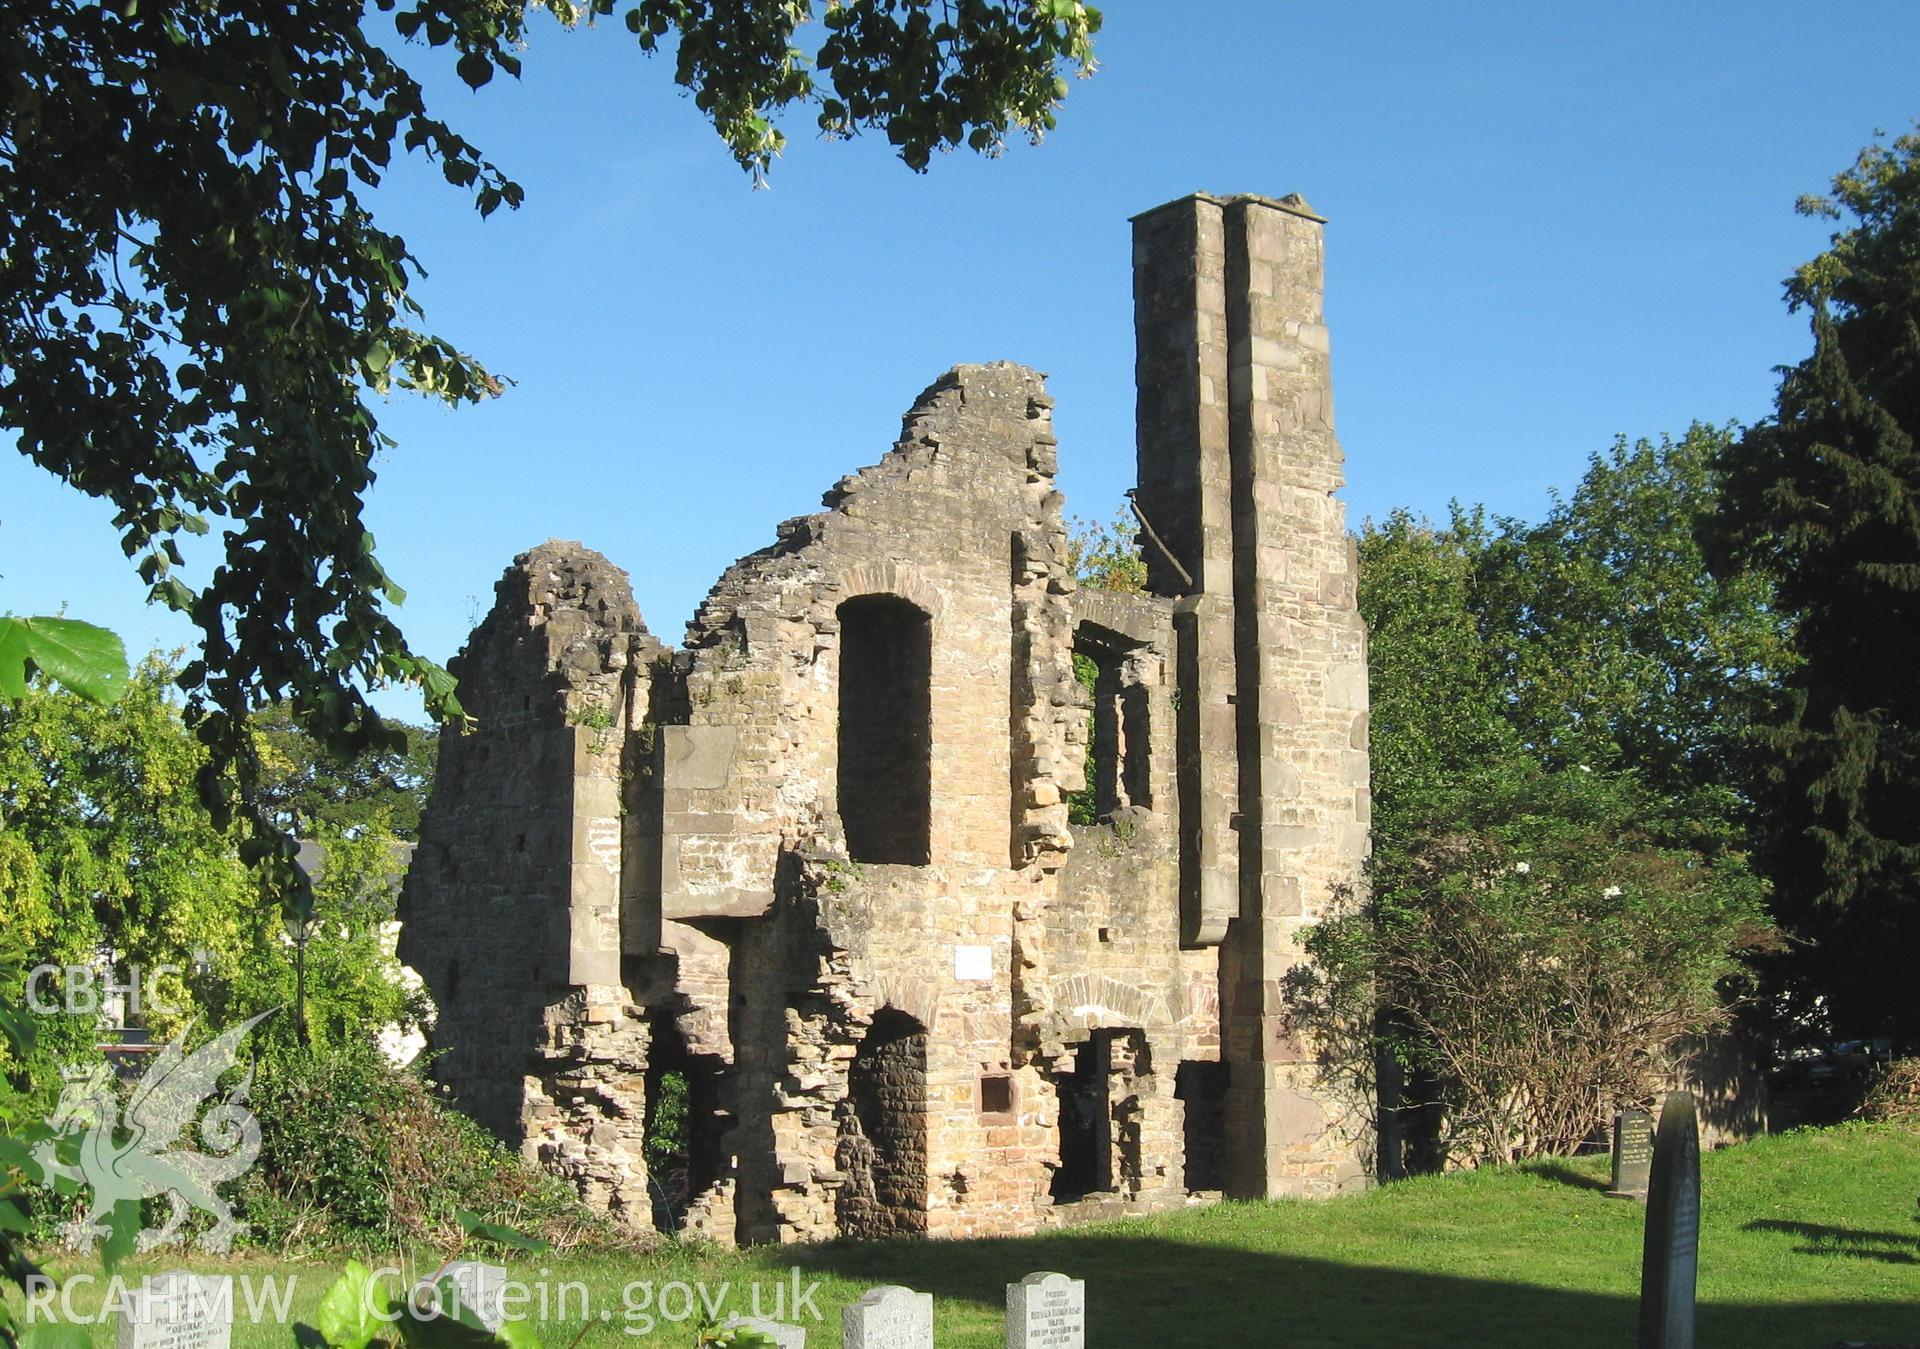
1709 125 1920 1046
251 701 437 840
0 0 1100 862
0 616 128 705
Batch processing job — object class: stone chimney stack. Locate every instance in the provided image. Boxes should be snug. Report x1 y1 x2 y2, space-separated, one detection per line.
1132 193 1372 1199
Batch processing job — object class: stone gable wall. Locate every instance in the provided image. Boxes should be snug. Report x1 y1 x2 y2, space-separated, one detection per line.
399 542 663 1224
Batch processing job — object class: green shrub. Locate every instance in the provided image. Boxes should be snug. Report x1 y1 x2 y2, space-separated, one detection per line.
1294 763 1769 1168
237 1045 624 1254
645 1068 690 1179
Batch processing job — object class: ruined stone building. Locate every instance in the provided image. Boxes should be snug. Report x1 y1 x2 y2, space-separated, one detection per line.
398 193 1374 1245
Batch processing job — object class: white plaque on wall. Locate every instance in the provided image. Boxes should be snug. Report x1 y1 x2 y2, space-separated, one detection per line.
954 945 993 981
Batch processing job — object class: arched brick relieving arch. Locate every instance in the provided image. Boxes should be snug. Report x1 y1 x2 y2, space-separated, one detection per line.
1049 974 1174 1035
868 974 942 1034
828 562 947 625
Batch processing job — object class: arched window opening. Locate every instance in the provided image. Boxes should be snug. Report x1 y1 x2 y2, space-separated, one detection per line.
837 595 932 864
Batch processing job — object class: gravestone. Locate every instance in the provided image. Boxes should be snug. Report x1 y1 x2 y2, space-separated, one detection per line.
415 1261 509 1334
1005 1271 1085 1349
721 1314 806 1347
1638 1091 1701 1349
842 1285 933 1349
1608 1107 1656 1200
116 1272 233 1349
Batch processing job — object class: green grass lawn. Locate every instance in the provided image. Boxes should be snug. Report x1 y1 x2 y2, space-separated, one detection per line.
11 1121 1918 1347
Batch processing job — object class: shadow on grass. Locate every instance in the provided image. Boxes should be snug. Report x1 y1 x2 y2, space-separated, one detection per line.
785 1228 1916 1349
1524 1160 1612 1192
1744 1218 1920 1265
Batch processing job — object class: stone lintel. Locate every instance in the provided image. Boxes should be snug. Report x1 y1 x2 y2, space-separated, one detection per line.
663 887 775 921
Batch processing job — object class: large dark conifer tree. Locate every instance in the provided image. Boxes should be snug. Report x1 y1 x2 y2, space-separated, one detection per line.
1712 127 1920 1048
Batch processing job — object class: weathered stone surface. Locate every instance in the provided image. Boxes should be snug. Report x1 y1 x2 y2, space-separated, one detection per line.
1609 1108 1655 1200
398 540 662 1227
415 1262 509 1334
1133 192 1372 1197
116 1273 232 1349
1005 1271 1085 1349
402 193 1373 1245
843 1286 933 1349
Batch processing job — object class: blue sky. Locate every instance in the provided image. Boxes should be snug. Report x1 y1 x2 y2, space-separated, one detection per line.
5 1 1917 721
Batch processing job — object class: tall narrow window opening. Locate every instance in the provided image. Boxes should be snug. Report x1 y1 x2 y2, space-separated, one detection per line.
837 595 932 864
1053 1028 1153 1202
644 1015 728 1234
1052 1033 1111 1199
1068 626 1153 826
